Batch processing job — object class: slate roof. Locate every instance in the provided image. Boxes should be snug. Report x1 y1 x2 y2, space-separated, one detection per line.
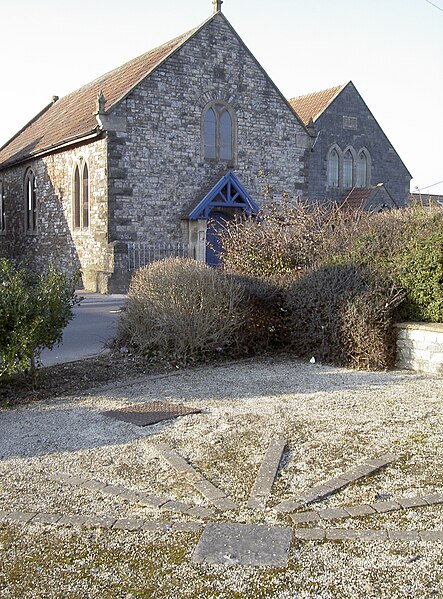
288 83 347 125
0 25 202 168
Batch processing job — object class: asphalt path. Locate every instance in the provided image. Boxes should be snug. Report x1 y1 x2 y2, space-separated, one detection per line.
40 293 127 366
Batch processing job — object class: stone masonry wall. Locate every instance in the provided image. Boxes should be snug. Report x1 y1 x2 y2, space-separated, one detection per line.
308 83 411 207
0 137 112 292
105 13 310 285
396 322 443 374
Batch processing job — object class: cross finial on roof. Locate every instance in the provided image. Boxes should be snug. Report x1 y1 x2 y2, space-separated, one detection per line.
212 0 222 13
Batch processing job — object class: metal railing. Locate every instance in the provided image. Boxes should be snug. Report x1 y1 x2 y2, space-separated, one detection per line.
127 241 189 271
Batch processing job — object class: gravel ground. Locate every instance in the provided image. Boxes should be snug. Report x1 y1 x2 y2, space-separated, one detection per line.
0 356 442 598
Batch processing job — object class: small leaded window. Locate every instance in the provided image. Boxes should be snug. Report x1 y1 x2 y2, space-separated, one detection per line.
73 159 89 230
356 151 368 187
343 115 357 130
24 169 37 233
327 148 339 187
343 150 354 188
203 102 234 161
0 180 5 233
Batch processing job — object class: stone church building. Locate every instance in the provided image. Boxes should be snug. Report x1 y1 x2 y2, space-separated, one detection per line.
0 5 410 292
289 82 411 210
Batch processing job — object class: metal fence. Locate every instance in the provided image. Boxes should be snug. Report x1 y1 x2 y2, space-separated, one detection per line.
127 241 190 271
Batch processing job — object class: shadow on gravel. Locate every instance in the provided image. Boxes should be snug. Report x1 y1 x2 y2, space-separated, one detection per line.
0 358 432 460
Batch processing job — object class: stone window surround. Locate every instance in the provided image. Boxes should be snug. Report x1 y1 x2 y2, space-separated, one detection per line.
0 178 4 234
201 100 237 164
326 144 371 190
72 156 90 233
24 168 38 235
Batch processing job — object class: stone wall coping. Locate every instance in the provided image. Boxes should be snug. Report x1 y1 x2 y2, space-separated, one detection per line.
395 322 443 334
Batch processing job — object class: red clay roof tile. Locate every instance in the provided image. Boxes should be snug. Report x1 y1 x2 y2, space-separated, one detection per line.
0 26 201 167
288 83 347 125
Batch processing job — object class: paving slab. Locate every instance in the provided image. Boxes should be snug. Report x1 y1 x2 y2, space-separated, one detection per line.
290 512 320 524
354 530 388 540
81 516 117 529
397 496 428 509
160 500 191 514
6 512 37 523
141 521 172 531
57 515 88 526
193 479 227 501
31 513 62 524
317 508 350 521
211 497 238 511
388 530 421 541
247 439 286 510
423 493 443 505
343 504 376 517
113 518 144 531
326 528 360 540
192 523 292 567
79 480 107 492
186 506 214 519
275 500 304 513
371 500 402 514
419 531 443 541
157 444 238 510
137 493 168 508
293 528 325 540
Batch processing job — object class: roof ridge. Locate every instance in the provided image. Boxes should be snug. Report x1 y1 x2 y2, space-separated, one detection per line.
60 25 201 109
288 82 348 103
0 15 214 167
288 82 350 125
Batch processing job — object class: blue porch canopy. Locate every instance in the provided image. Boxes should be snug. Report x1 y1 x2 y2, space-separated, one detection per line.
188 171 259 220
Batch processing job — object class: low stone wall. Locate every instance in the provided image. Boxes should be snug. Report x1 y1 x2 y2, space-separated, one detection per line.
396 322 443 374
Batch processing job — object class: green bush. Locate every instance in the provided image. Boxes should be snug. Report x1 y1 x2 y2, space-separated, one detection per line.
327 206 443 322
0 260 79 383
117 258 250 364
284 264 404 370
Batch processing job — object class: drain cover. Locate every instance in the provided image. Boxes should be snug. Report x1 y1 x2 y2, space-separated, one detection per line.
102 402 202 427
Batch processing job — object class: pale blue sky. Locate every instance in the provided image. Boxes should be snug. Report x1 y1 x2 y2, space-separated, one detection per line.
1 0 442 193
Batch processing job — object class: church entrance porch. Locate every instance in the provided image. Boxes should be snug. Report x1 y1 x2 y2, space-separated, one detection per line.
188 170 259 267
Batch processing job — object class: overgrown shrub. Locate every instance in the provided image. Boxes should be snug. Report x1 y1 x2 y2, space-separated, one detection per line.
220 201 443 323
228 273 291 353
117 257 251 363
284 264 405 370
327 205 443 322
0 260 79 383
219 200 362 276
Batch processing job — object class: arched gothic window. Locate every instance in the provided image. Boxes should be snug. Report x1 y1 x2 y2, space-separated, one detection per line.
356 150 369 188
24 169 37 233
203 102 235 161
343 149 354 188
326 148 339 187
73 159 89 230
0 180 5 233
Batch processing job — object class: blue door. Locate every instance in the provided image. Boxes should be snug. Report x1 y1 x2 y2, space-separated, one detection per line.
205 211 232 266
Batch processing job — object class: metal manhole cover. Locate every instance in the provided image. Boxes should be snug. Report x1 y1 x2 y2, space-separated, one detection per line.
102 402 202 427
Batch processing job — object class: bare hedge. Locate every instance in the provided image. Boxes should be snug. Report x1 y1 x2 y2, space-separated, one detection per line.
117 258 249 363
284 264 404 370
